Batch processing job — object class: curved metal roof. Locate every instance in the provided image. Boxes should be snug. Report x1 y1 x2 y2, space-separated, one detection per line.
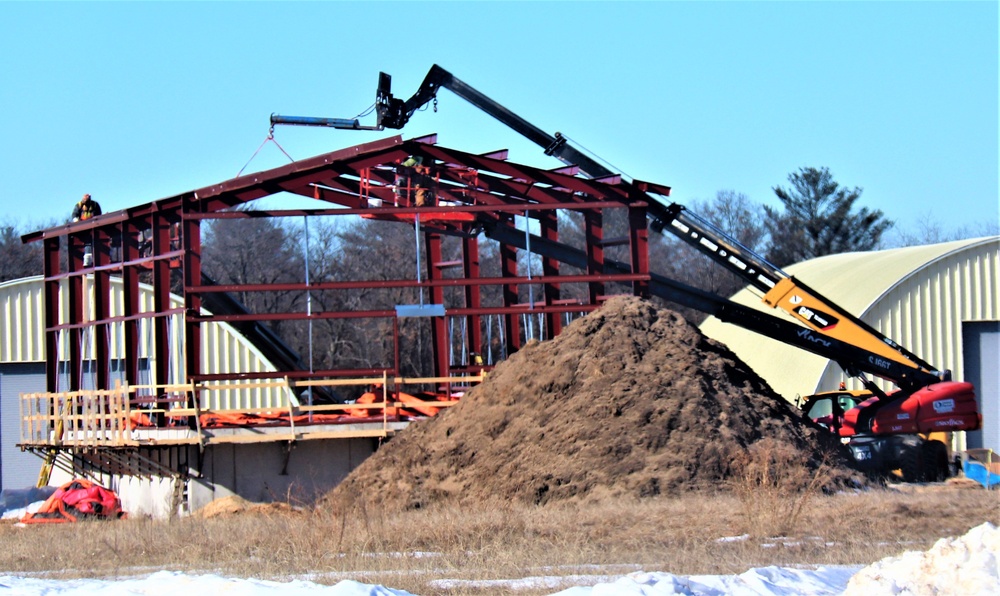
700 236 1000 402
1 275 287 409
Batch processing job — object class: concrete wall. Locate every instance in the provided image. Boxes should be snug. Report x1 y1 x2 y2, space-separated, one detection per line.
47 436 380 519
188 438 379 512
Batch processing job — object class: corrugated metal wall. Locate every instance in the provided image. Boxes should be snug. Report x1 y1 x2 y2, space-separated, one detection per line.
0 276 289 409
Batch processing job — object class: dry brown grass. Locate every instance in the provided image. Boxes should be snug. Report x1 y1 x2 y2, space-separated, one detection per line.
0 484 997 595
729 438 834 538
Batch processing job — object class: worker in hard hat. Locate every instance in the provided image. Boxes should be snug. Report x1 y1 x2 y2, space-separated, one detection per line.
72 193 102 222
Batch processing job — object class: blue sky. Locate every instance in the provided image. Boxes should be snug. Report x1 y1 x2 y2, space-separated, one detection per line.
1 2 996 238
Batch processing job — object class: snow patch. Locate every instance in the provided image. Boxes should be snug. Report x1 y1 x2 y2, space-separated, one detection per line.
843 522 999 595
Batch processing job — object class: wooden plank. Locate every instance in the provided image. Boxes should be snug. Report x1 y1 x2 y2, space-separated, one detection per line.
298 429 392 440
205 433 296 445
141 437 201 446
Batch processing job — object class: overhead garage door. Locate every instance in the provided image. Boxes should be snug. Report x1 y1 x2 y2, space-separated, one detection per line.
964 321 999 453
0 363 45 490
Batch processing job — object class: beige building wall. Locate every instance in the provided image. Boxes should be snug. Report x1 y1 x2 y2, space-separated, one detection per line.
0 276 291 410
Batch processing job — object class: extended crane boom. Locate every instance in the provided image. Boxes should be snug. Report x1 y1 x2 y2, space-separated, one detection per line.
271 65 616 180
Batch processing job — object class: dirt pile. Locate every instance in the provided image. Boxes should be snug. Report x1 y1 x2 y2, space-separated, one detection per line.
327 296 850 509
195 495 301 518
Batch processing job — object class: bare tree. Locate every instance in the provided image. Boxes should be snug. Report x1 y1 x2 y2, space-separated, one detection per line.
0 218 49 282
200 205 305 336
649 191 769 322
887 212 1000 248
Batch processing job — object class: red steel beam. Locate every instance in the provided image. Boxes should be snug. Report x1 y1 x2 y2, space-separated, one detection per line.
540 211 561 338
43 237 60 392
425 231 449 378
628 205 650 298
462 235 482 361
122 218 141 386
585 210 605 304
183 196 202 409
187 272 647 294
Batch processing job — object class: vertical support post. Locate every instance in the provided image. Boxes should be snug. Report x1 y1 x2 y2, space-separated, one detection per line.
461 235 482 360
43 237 61 392
67 234 86 391
425 231 448 378
628 205 650 298
499 221 521 354
585 210 605 305
393 317 401 377
122 219 141 387
182 199 202 422
93 227 110 391
540 210 561 338
152 212 171 424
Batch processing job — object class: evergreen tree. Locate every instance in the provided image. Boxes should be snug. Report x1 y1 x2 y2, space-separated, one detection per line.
764 167 892 267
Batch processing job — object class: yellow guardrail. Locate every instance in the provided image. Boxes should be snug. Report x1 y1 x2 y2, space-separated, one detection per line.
20 373 484 449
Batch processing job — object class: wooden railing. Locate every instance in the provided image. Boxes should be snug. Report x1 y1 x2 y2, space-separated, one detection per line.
20 374 484 448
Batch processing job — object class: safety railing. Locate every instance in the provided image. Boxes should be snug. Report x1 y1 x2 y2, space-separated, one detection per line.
21 384 136 449
20 373 484 449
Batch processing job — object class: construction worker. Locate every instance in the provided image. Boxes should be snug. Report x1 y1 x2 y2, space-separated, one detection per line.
398 156 436 206
72 193 102 222
394 157 416 206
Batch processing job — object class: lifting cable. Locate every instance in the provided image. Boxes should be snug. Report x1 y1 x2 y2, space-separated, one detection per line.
78 327 91 390
236 126 295 178
498 314 507 362
142 317 153 397
165 315 176 388
54 329 65 393
133 319 144 396
557 133 634 181
523 212 535 341
303 215 315 418
485 315 492 366
105 324 113 387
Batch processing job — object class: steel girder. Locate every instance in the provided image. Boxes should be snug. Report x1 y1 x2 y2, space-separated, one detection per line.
24 134 670 394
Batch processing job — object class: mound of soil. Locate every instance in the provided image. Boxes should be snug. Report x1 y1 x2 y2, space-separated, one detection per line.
327 296 850 509
195 495 300 518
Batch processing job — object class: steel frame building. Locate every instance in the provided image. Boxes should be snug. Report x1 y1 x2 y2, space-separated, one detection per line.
19 135 673 467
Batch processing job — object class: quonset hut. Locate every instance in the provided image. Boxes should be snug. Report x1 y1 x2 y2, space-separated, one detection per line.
700 236 1000 454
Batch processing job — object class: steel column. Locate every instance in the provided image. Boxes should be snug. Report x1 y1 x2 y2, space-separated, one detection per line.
629 206 650 298
540 211 561 337
67 234 85 391
499 225 521 353
92 227 110 390
152 213 171 424
122 219 141 387
425 231 449 378
183 198 202 397
43 237 61 392
461 235 482 362
585 210 605 304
